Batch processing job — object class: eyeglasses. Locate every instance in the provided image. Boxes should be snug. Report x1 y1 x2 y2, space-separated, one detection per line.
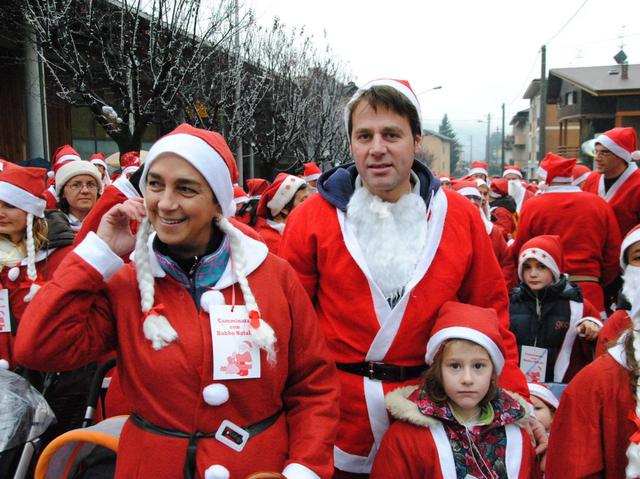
594 149 613 158
66 181 99 192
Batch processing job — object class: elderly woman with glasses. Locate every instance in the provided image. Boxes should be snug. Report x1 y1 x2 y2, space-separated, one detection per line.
55 161 103 231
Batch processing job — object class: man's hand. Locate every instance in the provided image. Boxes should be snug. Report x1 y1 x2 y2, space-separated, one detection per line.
96 198 146 257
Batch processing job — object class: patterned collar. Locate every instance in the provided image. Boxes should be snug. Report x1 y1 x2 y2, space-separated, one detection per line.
154 235 230 308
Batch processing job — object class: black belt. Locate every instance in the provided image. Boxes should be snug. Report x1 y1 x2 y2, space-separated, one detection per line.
130 409 282 479
336 361 425 381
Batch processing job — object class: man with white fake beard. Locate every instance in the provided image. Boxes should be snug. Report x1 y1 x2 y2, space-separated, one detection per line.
280 79 532 478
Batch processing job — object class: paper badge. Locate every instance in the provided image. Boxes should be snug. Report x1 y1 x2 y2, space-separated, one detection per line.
210 304 261 380
519 345 548 383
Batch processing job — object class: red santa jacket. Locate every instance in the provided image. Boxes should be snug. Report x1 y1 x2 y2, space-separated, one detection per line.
492 206 516 240
546 341 636 478
371 386 538 479
280 170 527 473
14 231 339 479
253 217 283 256
0 245 71 368
583 164 640 237
596 308 630 357
510 185 621 288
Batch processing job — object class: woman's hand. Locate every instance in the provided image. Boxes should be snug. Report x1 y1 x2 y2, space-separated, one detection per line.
576 320 600 341
97 198 146 257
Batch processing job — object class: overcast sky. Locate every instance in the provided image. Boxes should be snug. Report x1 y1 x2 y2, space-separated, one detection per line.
246 0 639 163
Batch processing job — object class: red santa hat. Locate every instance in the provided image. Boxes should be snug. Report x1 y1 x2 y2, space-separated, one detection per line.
425 301 505 374
620 224 640 270
55 161 104 196
518 235 564 282
257 173 306 217
344 78 422 134
528 383 559 409
571 164 591 187
0 166 48 302
233 185 250 205
489 178 509 198
135 124 276 358
50 145 82 178
303 162 321 182
0 159 16 172
538 152 576 184
245 178 270 200
453 180 481 199
469 161 489 177
502 164 523 178
595 127 640 163
141 124 239 218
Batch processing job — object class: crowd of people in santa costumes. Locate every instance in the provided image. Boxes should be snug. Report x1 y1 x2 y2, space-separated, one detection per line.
2 69 640 479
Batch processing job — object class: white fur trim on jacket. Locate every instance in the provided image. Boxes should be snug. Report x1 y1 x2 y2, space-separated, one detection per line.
74 232 126 281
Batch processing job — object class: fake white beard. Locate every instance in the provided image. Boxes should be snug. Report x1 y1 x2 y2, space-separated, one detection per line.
622 265 640 304
346 186 427 301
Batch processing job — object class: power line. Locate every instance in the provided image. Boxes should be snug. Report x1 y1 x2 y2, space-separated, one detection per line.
544 0 589 45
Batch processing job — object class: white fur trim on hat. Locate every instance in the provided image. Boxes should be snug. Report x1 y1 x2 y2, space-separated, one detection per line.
0 182 46 218
596 133 633 163
141 133 235 218
503 168 523 178
457 186 481 198
425 326 505 374
527 383 559 409
90 158 108 171
56 153 81 164
469 167 489 177
621 228 640 270
518 247 561 282
233 196 250 205
267 176 306 216
55 161 103 196
344 78 423 135
304 172 321 182
204 464 230 479
572 171 590 186
202 383 229 406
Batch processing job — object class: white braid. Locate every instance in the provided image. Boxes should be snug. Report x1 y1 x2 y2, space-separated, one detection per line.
23 214 40 303
627 326 640 477
134 218 178 350
217 216 277 363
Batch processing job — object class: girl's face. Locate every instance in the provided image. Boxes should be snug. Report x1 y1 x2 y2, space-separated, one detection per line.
0 200 27 243
531 395 554 432
522 258 555 292
441 340 494 422
145 154 221 258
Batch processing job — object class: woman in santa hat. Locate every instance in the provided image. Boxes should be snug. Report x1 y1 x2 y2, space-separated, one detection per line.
14 124 338 479
0 166 74 370
254 173 310 255
55 160 103 232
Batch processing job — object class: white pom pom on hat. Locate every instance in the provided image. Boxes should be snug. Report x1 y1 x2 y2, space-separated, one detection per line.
202 383 229 406
204 464 230 479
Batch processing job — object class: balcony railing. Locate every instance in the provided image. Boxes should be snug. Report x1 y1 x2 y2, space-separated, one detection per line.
556 146 581 157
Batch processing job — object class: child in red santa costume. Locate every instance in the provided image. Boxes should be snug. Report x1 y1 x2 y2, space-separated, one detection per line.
371 302 538 479
14 124 339 479
546 286 640 478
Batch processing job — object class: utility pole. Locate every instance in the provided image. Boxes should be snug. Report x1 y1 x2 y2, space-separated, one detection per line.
485 113 491 164
538 45 547 162
501 103 506 170
469 135 473 163
234 0 243 183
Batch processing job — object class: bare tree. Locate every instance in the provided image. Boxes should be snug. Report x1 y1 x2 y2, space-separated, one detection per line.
20 0 246 152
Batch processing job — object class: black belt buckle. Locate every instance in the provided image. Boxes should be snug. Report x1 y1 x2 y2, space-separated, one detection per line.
367 361 380 380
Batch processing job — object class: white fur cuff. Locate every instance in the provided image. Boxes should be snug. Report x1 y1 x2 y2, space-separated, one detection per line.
282 462 321 479
74 232 125 281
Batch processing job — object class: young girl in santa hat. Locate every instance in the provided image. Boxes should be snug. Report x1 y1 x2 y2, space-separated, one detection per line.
509 235 602 383
596 223 640 356
371 301 538 479
546 287 640 478
0 165 74 370
14 124 338 479
527 383 558 434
